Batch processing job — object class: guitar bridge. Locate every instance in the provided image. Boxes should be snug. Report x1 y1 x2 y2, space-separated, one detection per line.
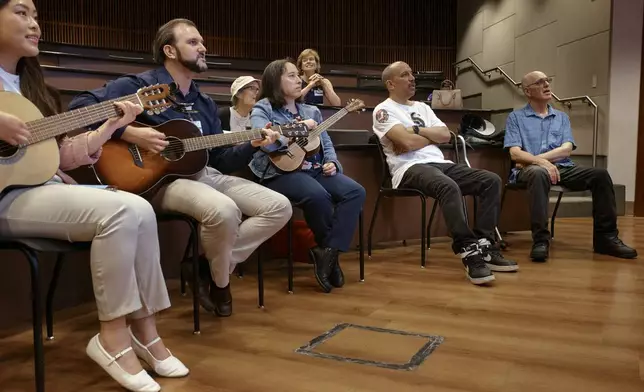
128 144 144 168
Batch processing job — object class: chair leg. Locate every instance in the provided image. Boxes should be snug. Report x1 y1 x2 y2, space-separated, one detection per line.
420 196 427 268
287 218 294 294
257 245 264 308
21 247 44 392
188 221 200 335
358 210 364 282
236 263 245 278
367 193 383 258
46 253 65 341
427 201 438 249
180 235 193 297
472 196 478 228
551 191 564 239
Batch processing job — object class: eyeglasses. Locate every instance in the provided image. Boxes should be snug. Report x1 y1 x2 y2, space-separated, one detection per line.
525 77 553 88
243 86 260 93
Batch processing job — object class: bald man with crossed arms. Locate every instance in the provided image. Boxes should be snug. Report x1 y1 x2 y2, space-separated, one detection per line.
372 61 518 286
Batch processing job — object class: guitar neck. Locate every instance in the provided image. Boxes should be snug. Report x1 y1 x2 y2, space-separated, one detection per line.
183 128 264 152
26 94 141 145
307 108 349 140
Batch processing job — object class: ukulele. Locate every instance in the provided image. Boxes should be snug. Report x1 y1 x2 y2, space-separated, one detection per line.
268 99 365 172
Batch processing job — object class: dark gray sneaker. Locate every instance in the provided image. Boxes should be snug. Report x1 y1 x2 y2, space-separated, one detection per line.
461 243 495 285
479 240 519 272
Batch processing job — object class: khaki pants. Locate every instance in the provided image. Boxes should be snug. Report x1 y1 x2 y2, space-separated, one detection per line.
151 167 292 288
0 184 170 322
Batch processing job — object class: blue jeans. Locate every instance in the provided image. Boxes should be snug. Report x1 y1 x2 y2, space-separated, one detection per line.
261 169 366 252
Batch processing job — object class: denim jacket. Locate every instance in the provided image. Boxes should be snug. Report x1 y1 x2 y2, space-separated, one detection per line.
249 98 343 180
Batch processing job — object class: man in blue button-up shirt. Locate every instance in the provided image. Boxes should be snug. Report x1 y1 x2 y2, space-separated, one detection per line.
504 71 636 261
69 18 293 317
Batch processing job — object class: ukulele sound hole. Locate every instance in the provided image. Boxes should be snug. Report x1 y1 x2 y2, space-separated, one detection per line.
161 137 185 162
0 141 20 160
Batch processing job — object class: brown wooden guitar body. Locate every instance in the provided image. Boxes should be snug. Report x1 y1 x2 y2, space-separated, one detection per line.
269 135 321 172
87 119 207 198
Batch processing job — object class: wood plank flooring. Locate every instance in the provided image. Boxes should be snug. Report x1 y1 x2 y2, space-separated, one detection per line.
2 217 644 391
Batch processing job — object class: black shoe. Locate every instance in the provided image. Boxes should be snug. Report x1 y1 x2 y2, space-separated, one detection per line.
461 243 495 285
209 283 233 317
328 250 345 288
181 256 217 313
594 236 638 259
530 242 549 262
479 241 519 272
308 246 334 293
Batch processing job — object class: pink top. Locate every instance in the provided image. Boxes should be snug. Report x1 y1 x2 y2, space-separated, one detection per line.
56 133 102 184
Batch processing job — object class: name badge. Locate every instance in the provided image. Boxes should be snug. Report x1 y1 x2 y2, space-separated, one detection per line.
192 120 203 134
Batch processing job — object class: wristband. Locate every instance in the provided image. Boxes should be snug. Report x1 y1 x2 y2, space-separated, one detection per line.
412 125 420 135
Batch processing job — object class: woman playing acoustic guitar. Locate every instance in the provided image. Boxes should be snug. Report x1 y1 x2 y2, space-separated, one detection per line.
0 1 187 391
249 59 366 293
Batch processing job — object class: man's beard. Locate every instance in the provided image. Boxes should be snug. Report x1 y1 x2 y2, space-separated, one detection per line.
177 50 207 73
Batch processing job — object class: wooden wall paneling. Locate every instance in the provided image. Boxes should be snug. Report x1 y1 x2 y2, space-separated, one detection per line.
36 0 456 78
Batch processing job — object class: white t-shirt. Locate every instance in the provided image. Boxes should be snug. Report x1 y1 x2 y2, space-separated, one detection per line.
229 107 251 132
0 66 21 94
372 98 452 188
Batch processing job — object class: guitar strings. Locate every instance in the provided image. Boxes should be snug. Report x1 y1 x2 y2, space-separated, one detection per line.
0 96 143 154
0 94 172 155
294 108 348 148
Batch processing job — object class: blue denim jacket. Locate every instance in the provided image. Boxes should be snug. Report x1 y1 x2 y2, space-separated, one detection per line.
249 98 342 180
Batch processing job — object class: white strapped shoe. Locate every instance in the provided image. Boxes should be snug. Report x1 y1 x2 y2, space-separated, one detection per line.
129 328 190 378
86 334 161 392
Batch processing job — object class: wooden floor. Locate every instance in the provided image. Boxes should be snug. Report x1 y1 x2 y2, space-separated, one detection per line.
2 217 644 392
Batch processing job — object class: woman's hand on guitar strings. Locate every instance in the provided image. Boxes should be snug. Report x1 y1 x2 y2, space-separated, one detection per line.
322 162 337 177
0 110 30 146
104 101 143 132
251 123 279 148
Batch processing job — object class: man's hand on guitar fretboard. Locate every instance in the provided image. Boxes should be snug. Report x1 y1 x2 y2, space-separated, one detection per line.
251 123 280 148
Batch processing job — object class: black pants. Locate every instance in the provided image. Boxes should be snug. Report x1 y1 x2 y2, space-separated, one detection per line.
516 165 617 243
399 163 502 254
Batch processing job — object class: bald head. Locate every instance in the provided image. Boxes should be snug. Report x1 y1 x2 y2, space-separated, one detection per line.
521 71 547 89
521 70 552 103
382 61 408 84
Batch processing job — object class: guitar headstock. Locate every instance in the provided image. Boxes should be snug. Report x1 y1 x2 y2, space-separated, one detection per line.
273 123 309 138
345 98 365 113
136 84 172 115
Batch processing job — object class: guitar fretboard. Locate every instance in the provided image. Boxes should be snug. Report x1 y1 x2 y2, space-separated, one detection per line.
182 128 264 152
303 108 349 142
25 94 140 145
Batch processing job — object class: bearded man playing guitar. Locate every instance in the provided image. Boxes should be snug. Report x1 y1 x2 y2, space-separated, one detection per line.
248 59 366 293
69 19 293 317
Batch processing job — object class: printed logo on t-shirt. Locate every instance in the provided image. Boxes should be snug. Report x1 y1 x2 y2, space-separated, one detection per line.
410 112 426 127
375 109 389 123
314 88 324 96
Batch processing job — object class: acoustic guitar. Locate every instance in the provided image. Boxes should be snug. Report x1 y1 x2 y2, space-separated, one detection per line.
269 99 365 172
0 85 171 193
84 119 308 197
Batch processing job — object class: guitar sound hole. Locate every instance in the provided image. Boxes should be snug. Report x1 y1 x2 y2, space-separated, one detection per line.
161 137 185 162
0 141 19 158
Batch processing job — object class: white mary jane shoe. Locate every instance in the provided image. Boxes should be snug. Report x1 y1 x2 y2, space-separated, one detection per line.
129 328 190 378
86 333 161 392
